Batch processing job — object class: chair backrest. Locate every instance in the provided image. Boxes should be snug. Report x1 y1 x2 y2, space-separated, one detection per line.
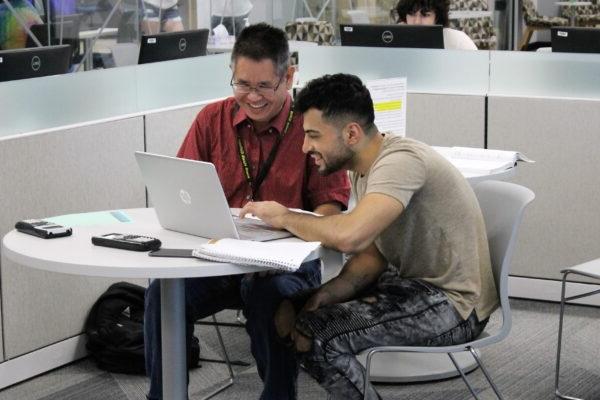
522 0 539 24
285 20 336 46
472 181 534 343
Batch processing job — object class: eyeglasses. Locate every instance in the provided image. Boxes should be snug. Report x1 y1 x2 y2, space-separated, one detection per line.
230 76 284 96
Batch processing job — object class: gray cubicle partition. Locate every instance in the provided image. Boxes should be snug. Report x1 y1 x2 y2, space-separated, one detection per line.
0 67 138 138
298 47 490 96
144 103 207 156
0 117 146 359
0 53 232 138
488 96 600 280
488 51 600 288
298 46 489 147
407 94 484 147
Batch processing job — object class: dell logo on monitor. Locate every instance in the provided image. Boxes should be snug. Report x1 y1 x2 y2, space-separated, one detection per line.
381 30 394 44
178 38 187 52
31 56 41 71
179 189 192 205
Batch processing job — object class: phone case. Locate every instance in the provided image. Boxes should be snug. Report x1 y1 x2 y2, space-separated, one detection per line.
15 219 72 239
91 233 161 251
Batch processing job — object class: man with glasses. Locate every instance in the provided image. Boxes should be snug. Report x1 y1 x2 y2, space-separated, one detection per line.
143 23 350 400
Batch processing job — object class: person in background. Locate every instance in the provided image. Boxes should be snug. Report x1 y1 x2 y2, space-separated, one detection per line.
211 0 252 38
143 23 350 400
0 0 42 50
140 0 184 34
394 0 478 50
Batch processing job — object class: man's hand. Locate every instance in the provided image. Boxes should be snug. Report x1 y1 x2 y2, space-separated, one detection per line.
239 201 291 229
301 288 334 313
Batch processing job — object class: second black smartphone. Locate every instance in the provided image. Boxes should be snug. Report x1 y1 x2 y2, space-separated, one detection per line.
148 248 194 258
92 233 161 251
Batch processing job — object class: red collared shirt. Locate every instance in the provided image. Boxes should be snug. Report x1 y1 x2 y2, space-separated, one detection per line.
177 95 350 210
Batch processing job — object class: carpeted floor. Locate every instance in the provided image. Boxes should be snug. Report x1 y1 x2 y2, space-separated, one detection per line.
0 298 599 400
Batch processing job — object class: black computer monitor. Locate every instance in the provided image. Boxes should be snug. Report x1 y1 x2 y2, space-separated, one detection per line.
138 29 209 64
0 45 71 82
551 27 600 54
25 15 82 63
340 24 444 49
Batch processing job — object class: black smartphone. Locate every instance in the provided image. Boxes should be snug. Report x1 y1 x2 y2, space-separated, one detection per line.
91 233 161 251
148 248 194 258
15 219 72 239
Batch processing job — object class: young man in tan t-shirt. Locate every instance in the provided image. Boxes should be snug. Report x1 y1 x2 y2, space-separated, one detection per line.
241 73 498 400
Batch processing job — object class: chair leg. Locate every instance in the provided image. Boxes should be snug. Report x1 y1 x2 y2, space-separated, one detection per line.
555 272 584 400
519 26 535 50
468 348 504 400
363 349 376 400
199 315 235 400
448 352 482 400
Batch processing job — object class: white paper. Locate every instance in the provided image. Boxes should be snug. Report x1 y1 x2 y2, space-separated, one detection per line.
366 77 407 136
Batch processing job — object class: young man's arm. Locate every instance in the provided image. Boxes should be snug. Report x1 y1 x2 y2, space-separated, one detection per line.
240 192 404 254
312 202 343 216
302 241 388 311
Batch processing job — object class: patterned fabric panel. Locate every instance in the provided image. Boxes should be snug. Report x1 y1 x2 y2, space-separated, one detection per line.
559 4 600 25
574 13 600 25
285 21 335 46
450 0 489 11
449 16 497 49
522 0 569 26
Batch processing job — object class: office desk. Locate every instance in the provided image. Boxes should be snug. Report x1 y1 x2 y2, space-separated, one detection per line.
2 208 319 400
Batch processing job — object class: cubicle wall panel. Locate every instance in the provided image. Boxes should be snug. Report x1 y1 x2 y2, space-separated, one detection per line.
488 96 600 281
406 93 485 147
0 117 147 358
0 295 3 361
144 104 206 156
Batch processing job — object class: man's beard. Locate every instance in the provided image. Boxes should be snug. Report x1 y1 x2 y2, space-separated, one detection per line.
311 146 354 176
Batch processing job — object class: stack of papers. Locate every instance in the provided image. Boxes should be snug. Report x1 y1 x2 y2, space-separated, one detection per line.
433 146 534 175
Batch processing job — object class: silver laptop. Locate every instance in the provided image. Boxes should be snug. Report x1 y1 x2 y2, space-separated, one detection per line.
135 151 293 241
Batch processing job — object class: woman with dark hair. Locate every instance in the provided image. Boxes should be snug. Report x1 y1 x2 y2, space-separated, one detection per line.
394 0 477 50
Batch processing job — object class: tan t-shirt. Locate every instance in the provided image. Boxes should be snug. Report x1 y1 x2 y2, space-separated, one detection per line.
351 135 498 321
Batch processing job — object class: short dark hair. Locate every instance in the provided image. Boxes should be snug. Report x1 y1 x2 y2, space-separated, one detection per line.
394 0 450 27
295 74 375 134
231 23 289 77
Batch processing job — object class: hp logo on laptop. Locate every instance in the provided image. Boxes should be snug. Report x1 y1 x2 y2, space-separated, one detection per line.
179 189 192 205
381 30 394 44
178 38 187 52
31 56 41 71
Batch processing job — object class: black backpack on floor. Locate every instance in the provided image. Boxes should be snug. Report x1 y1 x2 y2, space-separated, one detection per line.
85 281 200 374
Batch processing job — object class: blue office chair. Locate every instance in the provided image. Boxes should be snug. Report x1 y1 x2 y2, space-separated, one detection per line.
361 181 535 400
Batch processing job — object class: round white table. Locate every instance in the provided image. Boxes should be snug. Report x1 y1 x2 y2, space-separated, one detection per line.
2 208 316 400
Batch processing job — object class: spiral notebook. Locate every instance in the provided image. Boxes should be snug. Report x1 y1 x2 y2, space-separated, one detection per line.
192 239 321 272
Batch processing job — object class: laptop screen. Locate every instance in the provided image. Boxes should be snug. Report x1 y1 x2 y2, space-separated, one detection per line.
551 27 600 54
340 24 444 49
138 28 209 64
0 45 71 83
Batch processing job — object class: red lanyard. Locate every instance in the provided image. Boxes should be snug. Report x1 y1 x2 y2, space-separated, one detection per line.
236 109 294 201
